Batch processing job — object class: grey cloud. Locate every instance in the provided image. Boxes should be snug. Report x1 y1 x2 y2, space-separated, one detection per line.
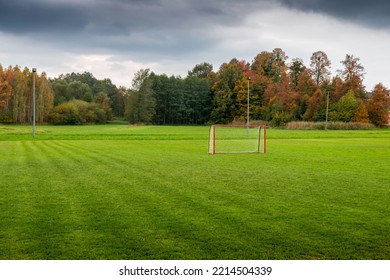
0 0 272 59
2 0 388 46
0 0 88 33
277 0 390 28
0 0 270 35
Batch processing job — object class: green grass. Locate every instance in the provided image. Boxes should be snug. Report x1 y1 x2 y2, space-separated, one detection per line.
1 124 390 259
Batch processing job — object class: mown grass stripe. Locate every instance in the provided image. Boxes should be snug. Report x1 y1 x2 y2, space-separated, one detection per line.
31 141 145 259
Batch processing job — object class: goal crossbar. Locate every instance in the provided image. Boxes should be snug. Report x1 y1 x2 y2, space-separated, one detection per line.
208 124 266 155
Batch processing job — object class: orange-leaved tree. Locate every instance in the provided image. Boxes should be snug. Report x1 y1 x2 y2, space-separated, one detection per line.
367 83 390 126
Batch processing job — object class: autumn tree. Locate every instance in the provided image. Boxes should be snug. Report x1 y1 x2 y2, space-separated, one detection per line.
252 48 287 83
235 74 257 122
262 71 298 125
367 83 390 126
304 88 324 121
0 66 13 122
294 68 317 119
36 72 54 123
210 59 244 123
338 54 366 99
310 51 331 86
289 58 306 89
9 67 29 123
0 79 11 112
269 48 288 83
330 76 346 103
353 101 370 123
0 66 55 123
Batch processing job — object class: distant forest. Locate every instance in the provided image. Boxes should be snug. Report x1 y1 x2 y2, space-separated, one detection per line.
1 48 389 126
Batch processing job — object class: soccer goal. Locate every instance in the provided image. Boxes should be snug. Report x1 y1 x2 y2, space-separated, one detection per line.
208 124 266 155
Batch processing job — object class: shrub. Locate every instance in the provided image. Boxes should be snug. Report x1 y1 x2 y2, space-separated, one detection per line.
287 121 375 130
50 102 80 125
50 99 109 125
0 112 14 124
271 111 293 127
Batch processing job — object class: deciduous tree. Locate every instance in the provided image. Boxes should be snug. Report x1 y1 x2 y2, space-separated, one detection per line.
252 48 287 82
338 54 366 99
188 62 213 79
94 92 112 120
125 69 156 124
367 83 390 126
329 90 359 122
210 59 244 123
304 88 324 121
0 66 13 122
289 58 306 89
36 72 54 123
310 51 331 86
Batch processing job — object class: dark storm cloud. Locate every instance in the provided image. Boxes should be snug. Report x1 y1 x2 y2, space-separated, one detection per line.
0 1 88 33
1 0 388 47
0 0 271 58
0 0 251 35
0 0 245 52
0 0 164 35
277 0 390 28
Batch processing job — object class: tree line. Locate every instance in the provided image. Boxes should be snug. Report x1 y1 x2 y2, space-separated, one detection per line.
0 66 53 123
126 49 389 126
1 48 389 126
125 69 212 125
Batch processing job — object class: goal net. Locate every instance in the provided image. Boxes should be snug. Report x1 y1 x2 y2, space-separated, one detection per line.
208 125 266 155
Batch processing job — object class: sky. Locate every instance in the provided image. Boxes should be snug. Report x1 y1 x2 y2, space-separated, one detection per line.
0 0 389 90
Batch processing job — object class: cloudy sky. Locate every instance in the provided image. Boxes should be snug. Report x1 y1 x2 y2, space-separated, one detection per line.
0 0 389 90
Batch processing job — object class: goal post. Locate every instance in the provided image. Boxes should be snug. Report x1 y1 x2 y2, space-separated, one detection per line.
208 124 266 155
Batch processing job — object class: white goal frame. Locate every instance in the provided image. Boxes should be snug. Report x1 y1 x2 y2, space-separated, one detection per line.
208 124 267 155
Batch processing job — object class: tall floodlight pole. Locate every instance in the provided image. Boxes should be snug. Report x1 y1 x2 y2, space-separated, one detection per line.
325 90 329 131
32 68 37 138
247 76 251 136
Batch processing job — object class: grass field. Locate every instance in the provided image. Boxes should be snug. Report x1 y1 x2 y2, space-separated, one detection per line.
0 124 390 260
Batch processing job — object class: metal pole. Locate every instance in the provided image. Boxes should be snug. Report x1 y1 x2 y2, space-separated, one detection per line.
247 76 251 136
264 125 267 154
32 68 36 138
325 91 329 131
